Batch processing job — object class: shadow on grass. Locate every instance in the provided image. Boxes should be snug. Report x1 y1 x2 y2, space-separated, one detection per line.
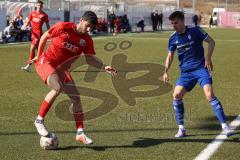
194 115 240 131
57 137 240 151
1 128 235 136
0 128 175 136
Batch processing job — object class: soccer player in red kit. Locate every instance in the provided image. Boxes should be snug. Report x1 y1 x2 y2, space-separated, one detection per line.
21 0 50 72
32 11 117 144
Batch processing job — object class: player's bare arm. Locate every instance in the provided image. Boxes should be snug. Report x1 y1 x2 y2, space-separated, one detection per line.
85 55 117 77
163 52 174 83
46 22 50 30
21 18 30 30
30 31 51 63
204 35 215 72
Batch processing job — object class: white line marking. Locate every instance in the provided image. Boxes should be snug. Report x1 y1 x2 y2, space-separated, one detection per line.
194 115 240 160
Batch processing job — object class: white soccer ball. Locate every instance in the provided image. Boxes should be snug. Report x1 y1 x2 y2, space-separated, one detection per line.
40 133 59 150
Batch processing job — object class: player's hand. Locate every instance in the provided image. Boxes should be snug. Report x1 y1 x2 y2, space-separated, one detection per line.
21 25 27 31
27 56 38 64
205 58 213 72
27 59 34 64
104 66 117 77
163 72 169 83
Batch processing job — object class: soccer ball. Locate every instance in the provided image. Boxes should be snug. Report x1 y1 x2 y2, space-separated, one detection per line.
40 133 59 150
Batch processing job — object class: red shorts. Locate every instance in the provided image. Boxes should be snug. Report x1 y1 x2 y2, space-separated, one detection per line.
31 34 41 47
35 57 73 84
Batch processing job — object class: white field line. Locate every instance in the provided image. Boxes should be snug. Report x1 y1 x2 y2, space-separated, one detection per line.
194 114 240 160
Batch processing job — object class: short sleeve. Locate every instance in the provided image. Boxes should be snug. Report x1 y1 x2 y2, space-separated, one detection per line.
44 14 49 23
195 26 208 41
83 36 96 56
47 22 63 38
168 35 176 53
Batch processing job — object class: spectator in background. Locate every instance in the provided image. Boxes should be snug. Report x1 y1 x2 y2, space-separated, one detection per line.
96 17 107 33
137 17 145 32
158 11 163 31
122 14 131 32
114 16 121 33
212 12 218 26
2 21 15 43
16 15 24 29
6 15 11 27
151 11 158 31
15 15 24 42
192 14 199 26
108 11 116 34
209 15 213 28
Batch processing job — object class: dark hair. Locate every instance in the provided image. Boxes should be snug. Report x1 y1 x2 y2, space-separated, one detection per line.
37 0 43 5
169 11 184 21
82 11 98 26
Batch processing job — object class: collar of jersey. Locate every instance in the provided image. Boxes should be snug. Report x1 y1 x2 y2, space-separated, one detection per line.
177 26 188 36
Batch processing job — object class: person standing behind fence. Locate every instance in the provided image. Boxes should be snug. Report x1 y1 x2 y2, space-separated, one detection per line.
151 11 158 31
21 0 50 72
158 11 163 31
108 11 116 35
209 15 213 28
6 15 11 27
192 14 199 26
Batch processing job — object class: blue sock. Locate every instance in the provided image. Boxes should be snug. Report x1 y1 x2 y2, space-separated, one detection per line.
173 99 184 125
210 97 226 123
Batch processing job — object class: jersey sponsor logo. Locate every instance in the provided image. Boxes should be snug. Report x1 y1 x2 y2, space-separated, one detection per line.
177 41 194 49
62 42 79 53
79 39 86 46
32 17 41 23
177 41 194 53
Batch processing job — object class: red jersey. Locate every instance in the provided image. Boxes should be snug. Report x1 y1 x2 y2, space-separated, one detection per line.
41 22 95 69
28 10 49 37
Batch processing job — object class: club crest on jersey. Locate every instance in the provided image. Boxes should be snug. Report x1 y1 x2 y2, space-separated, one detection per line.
188 34 191 40
79 39 86 46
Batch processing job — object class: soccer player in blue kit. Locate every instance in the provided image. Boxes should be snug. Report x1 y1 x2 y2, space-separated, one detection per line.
163 11 234 138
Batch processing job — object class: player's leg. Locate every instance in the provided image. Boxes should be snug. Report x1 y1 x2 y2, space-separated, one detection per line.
173 85 187 138
61 80 93 144
196 68 234 137
21 44 37 72
203 84 234 137
34 73 62 136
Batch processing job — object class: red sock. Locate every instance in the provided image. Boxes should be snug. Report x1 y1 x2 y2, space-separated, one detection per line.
39 100 52 118
73 112 84 129
29 52 35 60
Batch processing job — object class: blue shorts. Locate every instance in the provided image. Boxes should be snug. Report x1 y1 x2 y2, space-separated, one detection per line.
176 68 212 91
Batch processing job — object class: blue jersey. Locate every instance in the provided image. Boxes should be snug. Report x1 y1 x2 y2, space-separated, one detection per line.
168 26 208 72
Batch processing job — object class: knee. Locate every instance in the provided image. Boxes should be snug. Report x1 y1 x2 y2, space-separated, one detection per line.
52 89 61 97
173 92 183 100
52 85 61 97
205 91 214 101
